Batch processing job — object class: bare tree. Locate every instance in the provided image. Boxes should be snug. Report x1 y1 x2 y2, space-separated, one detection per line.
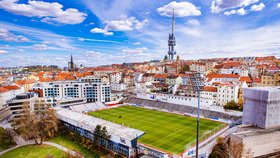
4 128 16 144
210 137 253 158
15 105 58 144
209 137 229 158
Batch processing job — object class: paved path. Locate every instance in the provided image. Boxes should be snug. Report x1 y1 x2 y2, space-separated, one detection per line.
0 141 84 157
0 120 83 157
0 142 34 155
44 141 84 158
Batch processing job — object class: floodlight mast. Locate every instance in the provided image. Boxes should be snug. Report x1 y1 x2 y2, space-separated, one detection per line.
196 88 200 158
193 72 201 158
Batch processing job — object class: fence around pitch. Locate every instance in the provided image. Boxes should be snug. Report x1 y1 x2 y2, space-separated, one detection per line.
183 123 228 156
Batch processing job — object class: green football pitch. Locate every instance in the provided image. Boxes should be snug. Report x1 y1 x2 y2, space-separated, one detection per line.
89 106 226 154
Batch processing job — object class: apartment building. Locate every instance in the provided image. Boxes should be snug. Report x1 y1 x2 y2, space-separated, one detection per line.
93 67 115 77
217 84 239 106
110 72 122 83
8 93 87 120
261 73 280 87
166 75 182 86
79 75 101 83
31 81 111 103
0 85 24 121
190 63 207 74
201 86 218 104
8 93 38 119
111 83 127 91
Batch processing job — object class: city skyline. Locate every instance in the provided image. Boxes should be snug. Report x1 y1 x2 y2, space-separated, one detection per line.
0 0 280 67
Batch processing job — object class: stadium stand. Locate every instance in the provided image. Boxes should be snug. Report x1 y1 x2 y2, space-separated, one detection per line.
125 98 241 121
69 102 106 113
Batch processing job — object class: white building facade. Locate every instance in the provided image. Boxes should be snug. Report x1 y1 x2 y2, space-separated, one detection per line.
34 81 111 103
217 84 239 106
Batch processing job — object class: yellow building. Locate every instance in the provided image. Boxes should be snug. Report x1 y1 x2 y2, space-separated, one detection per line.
261 73 280 87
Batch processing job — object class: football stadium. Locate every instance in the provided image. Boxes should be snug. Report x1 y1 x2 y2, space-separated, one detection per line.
88 105 227 155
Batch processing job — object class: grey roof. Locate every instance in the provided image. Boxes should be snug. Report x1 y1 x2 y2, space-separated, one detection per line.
233 125 280 139
56 108 144 141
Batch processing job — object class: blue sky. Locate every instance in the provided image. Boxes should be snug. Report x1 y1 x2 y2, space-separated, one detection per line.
0 0 280 67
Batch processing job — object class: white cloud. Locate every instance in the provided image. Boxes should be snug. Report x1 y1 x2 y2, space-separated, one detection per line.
0 50 8 54
77 37 85 41
211 0 259 13
237 8 247 15
122 47 148 54
85 51 103 58
0 28 29 42
132 42 141 45
33 43 48 50
157 1 201 17
224 8 247 16
135 19 149 30
251 3 265 12
91 16 149 35
187 19 200 26
278 3 280 8
242 0 259 7
105 17 149 31
76 37 120 43
90 28 113 36
224 10 237 16
0 0 87 24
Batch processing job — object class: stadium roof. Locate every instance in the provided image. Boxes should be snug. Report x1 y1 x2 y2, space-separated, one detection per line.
56 108 145 141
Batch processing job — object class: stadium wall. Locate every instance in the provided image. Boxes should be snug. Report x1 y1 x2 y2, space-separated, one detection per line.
137 93 213 108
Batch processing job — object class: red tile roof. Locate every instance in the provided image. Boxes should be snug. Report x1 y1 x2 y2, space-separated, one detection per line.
239 76 252 83
256 56 276 61
154 74 168 79
0 87 9 93
16 79 36 85
222 62 242 68
252 77 261 83
203 86 217 92
206 74 240 79
268 66 280 71
2 85 20 90
93 67 115 71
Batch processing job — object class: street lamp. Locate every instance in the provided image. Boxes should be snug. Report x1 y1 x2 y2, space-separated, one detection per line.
192 72 202 158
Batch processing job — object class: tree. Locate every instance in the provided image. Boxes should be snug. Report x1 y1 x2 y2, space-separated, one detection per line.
209 137 252 158
176 55 180 61
0 127 5 142
163 55 168 61
237 97 244 110
101 126 111 150
4 128 16 144
93 124 102 150
80 137 93 149
181 65 190 73
15 106 58 145
164 66 168 73
224 100 240 111
93 125 111 151
209 137 229 158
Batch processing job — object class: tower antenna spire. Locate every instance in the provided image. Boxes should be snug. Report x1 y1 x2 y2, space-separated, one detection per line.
166 8 176 61
172 8 175 34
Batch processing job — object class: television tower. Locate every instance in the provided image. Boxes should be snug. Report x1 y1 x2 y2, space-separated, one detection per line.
167 9 176 61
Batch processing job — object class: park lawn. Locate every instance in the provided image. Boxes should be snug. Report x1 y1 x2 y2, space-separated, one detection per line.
50 135 103 158
89 106 226 154
0 127 16 152
0 145 66 158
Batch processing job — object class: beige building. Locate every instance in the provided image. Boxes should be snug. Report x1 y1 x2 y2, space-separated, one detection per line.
261 73 280 87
